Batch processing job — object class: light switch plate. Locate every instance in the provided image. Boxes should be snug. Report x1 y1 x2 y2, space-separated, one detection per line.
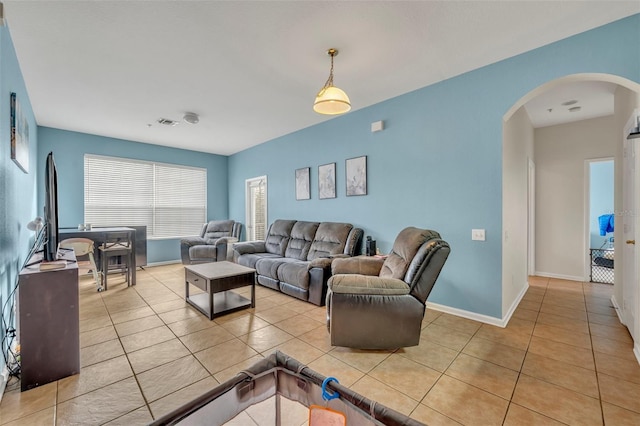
472 229 486 241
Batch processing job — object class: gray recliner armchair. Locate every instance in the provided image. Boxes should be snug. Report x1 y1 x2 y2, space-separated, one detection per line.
180 220 242 265
326 227 450 349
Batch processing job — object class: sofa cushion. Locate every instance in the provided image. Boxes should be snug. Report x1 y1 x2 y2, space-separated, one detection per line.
236 252 281 269
380 227 433 280
203 220 234 243
278 261 311 290
284 221 319 260
308 222 353 260
265 220 296 256
255 257 300 280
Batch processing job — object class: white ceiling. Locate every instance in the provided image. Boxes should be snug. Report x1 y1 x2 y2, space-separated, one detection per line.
3 1 639 155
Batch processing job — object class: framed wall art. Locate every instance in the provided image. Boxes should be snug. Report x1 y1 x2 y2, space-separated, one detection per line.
346 155 367 196
318 162 336 199
10 92 29 173
295 167 310 200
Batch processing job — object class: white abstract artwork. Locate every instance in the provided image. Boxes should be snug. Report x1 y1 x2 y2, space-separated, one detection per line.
295 167 310 200
318 163 336 199
346 156 367 196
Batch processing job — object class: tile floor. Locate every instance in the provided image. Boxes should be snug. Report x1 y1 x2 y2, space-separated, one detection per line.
1 266 639 425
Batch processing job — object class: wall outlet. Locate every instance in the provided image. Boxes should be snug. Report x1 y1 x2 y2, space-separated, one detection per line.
472 229 486 241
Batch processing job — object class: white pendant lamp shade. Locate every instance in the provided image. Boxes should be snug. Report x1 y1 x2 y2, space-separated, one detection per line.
313 86 351 115
313 48 351 115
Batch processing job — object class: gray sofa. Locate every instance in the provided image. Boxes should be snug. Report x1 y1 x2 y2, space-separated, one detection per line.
180 220 242 265
233 219 363 306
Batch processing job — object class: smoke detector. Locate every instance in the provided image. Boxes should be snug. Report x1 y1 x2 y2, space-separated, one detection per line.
157 118 179 126
183 112 199 124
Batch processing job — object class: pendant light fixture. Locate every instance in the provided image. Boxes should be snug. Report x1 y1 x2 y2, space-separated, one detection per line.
313 48 351 115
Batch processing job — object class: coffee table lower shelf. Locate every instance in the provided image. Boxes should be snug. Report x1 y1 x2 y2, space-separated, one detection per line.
186 291 252 319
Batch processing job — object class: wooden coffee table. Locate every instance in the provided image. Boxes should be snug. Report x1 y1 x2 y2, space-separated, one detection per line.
184 261 256 319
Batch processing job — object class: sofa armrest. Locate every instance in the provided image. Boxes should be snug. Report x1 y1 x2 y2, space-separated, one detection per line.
181 236 207 248
331 256 384 276
233 240 266 255
329 275 410 295
213 236 238 247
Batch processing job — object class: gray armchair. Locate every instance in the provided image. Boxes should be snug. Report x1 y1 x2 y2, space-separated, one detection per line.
180 220 242 265
326 227 450 349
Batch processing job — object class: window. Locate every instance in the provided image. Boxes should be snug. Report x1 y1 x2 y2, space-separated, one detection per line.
246 176 267 241
84 154 206 239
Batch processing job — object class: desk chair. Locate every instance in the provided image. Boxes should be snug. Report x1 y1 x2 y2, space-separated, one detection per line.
59 238 102 291
98 231 133 291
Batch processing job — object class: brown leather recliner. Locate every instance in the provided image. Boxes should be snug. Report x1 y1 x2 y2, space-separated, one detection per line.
326 227 450 349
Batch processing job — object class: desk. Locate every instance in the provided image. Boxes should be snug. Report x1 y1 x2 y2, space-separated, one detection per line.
60 227 137 285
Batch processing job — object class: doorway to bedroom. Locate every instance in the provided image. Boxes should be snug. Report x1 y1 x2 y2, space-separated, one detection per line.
587 158 615 284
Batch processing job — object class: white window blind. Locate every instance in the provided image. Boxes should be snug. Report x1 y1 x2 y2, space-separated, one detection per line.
84 155 206 239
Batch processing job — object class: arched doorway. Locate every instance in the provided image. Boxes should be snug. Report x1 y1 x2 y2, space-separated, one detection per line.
502 74 640 347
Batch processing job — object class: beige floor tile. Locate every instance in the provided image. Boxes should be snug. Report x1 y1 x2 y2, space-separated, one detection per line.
422 375 509 426
0 382 57 424
150 298 189 314
56 377 145 426
504 317 536 335
283 298 317 314
410 403 463 425
57 355 133 402
433 313 482 335
588 311 625 327
423 308 443 325
308 354 365 387
539 303 588 321
79 314 112 333
503 403 565 425
329 346 393 373
220 314 271 336
114 314 164 337
589 322 633 343
475 324 531 351
528 276 548 287
137 355 210 402
594 351 640 385
461 336 526 371
598 373 640 413
541 297 586 312
302 306 329 323
103 406 154 426
274 315 324 337
528 335 595 370
149 376 218 419
79 304 109 321
445 353 519 400
533 323 591 349
254 306 299 323
1 406 55 426
398 340 458 373
80 338 124 368
195 339 259 375
602 401 640 426
298 325 333 353
420 323 474 352
518 300 542 312
521 352 599 398
245 396 308 426
109 306 156 324
158 306 203 324
238 324 294 353
80 324 118 348
512 307 539 322
369 354 441 401
351 375 419 416
166 315 217 337
213 354 265 384
536 311 590 334
179 324 236 352
591 334 637 361
127 338 190 374
585 302 618 317
120 325 176 353
268 338 324 364
224 411 257 425
511 374 601 425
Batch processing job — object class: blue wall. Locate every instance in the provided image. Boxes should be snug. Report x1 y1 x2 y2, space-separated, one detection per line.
229 15 640 318
590 160 615 249
37 127 229 263
0 23 38 376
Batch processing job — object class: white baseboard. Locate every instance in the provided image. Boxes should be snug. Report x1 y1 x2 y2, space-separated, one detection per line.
501 283 530 327
534 271 585 282
146 260 181 267
426 302 505 328
611 295 624 323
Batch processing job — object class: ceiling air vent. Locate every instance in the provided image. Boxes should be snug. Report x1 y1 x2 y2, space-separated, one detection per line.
157 118 179 126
